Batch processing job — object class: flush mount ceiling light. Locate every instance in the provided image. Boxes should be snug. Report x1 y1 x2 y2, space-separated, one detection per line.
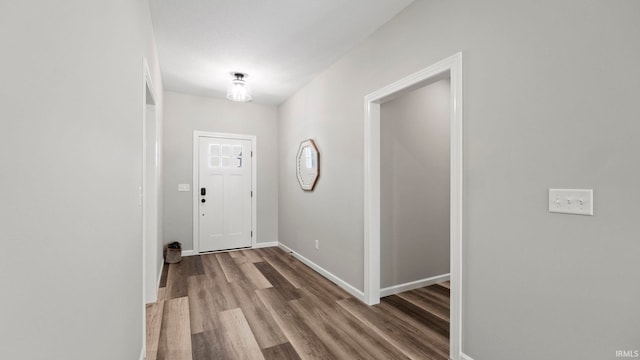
226 72 252 102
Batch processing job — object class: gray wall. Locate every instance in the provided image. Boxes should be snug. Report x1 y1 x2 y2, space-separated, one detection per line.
278 1 640 359
163 91 279 250
0 1 163 359
380 79 450 288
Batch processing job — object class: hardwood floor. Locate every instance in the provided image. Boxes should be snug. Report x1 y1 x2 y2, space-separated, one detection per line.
146 247 450 360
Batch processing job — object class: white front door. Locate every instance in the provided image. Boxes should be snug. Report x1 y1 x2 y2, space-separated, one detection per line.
198 136 252 252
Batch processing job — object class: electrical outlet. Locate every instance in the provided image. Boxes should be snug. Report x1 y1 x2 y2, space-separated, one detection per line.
315 240 319 250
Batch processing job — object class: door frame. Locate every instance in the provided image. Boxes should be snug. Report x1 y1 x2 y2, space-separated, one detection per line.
141 57 159 357
363 53 463 359
142 60 160 305
192 131 257 253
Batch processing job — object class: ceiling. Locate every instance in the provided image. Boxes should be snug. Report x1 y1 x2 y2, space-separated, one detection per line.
149 0 414 105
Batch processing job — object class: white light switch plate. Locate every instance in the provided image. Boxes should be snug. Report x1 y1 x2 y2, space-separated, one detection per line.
548 189 593 216
178 184 191 192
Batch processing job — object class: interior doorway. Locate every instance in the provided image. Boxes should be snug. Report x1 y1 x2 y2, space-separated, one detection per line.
142 59 160 305
364 53 463 359
141 58 160 359
379 78 451 296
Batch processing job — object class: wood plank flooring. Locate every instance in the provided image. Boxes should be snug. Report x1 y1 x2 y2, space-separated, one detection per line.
146 247 450 360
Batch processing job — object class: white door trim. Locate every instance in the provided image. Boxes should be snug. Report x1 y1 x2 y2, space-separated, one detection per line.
141 57 158 359
142 60 160 305
193 131 257 253
363 52 463 360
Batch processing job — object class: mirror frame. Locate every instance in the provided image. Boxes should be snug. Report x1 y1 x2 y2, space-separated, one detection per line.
296 139 320 191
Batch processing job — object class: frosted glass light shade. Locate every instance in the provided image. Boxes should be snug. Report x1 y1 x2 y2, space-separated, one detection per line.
226 73 252 102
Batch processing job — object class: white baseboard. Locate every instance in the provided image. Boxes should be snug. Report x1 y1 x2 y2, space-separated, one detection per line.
139 346 145 360
460 352 475 360
181 249 197 257
181 242 277 256
156 261 164 291
278 243 365 301
380 273 450 297
253 241 278 248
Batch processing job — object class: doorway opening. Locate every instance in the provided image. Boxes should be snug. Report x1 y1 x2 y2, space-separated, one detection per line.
192 131 257 253
380 77 451 295
141 58 160 359
364 53 463 359
142 59 160 306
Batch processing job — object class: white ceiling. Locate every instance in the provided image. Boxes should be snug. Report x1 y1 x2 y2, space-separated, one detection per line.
149 0 414 105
